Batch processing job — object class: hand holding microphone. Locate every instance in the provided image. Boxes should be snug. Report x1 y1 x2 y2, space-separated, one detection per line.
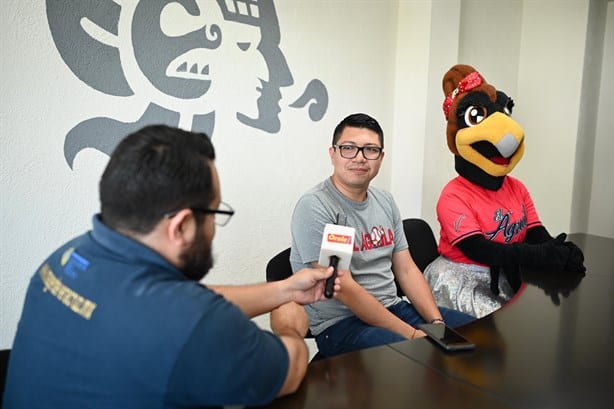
318 223 355 298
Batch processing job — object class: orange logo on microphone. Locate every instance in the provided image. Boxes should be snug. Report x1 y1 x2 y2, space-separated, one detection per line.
327 233 352 245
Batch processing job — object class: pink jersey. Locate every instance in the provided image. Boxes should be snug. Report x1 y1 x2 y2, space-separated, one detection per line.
437 176 542 266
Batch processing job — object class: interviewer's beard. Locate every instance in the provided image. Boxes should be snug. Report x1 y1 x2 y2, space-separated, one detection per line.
180 223 213 281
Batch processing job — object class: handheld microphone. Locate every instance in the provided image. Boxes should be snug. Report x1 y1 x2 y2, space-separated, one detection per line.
318 223 355 298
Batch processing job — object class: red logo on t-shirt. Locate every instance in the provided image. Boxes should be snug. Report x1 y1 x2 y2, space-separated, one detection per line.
359 226 394 250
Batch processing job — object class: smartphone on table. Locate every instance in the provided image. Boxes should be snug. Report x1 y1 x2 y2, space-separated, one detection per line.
419 323 475 351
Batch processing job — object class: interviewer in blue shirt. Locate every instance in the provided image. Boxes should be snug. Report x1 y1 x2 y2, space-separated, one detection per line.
4 125 339 409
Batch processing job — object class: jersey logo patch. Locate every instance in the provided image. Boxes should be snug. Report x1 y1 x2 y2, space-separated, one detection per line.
454 214 465 232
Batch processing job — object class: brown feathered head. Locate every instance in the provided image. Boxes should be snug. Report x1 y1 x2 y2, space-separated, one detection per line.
441 64 524 179
442 64 497 154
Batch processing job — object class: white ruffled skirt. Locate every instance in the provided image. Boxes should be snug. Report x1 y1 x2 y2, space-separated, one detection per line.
424 256 515 318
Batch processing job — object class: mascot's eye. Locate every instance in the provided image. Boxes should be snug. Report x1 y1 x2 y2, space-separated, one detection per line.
464 106 487 126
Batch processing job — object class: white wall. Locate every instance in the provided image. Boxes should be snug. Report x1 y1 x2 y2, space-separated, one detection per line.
1 0 612 352
588 1 614 237
418 0 463 237
0 0 400 350
389 1 432 218
515 0 589 233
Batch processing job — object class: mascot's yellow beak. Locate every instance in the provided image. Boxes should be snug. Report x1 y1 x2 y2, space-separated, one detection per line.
455 112 524 177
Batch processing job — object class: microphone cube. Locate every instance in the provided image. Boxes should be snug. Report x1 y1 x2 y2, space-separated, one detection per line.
318 224 355 270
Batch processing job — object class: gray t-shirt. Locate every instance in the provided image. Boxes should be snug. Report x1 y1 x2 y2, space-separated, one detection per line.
290 177 408 335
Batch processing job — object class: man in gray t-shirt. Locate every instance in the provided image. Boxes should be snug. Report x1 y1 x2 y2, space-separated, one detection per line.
289 113 474 358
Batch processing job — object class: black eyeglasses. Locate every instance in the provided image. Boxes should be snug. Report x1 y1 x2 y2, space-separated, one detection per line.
334 144 383 160
164 201 235 226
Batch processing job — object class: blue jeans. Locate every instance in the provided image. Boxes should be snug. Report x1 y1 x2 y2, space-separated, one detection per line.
315 301 474 358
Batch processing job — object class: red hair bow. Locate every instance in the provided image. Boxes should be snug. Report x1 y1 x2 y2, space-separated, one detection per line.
442 71 483 119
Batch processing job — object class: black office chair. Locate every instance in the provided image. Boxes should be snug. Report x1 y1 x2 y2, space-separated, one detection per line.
402 218 439 272
1 349 10 403
392 218 439 298
265 247 293 283
266 248 323 361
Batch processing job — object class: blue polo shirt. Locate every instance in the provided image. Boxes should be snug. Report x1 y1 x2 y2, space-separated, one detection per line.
4 215 288 409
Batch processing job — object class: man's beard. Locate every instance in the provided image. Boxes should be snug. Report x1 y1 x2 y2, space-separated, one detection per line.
179 223 214 281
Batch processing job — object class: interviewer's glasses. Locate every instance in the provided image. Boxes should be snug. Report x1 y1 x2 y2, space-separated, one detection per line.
164 201 235 226
334 144 383 160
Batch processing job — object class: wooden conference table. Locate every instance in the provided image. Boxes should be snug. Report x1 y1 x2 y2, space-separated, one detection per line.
252 234 614 409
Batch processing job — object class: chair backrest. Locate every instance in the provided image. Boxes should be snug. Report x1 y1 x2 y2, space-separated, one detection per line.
402 218 439 272
1 349 10 402
265 248 320 345
266 247 292 282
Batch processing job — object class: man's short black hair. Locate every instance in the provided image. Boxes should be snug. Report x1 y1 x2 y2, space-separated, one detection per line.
100 125 216 234
332 113 384 148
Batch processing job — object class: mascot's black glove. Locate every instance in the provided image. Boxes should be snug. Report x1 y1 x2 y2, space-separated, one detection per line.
458 231 586 296
518 233 585 274
558 235 585 272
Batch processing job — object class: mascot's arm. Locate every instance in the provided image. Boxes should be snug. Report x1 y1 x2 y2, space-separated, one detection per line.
456 229 585 273
524 225 552 244
457 228 585 295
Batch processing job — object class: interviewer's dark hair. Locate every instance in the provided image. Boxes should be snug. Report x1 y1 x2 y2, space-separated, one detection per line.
100 125 216 234
332 113 384 148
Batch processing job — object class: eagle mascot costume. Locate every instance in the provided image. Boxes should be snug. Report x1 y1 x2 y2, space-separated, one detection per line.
423 64 586 318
